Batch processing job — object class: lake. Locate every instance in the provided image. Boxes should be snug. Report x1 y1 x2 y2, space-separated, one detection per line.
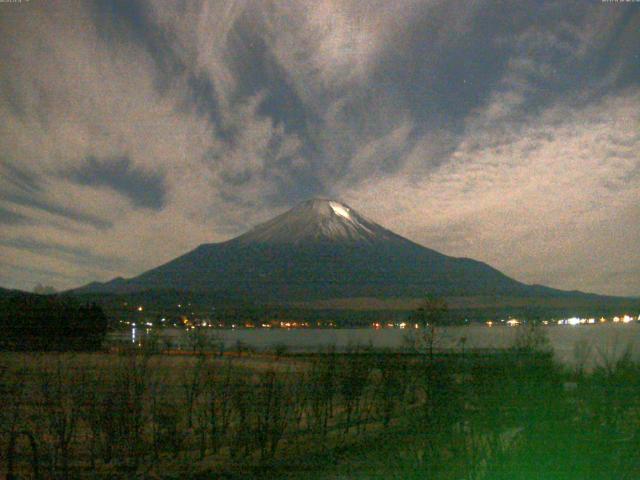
119 322 640 369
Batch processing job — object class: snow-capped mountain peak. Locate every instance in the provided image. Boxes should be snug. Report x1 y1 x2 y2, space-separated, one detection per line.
233 198 397 245
74 198 604 305
329 201 351 220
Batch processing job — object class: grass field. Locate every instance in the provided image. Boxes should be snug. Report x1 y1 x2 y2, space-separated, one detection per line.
1 333 639 479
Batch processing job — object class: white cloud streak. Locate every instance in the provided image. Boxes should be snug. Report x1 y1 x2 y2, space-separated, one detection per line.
0 0 637 296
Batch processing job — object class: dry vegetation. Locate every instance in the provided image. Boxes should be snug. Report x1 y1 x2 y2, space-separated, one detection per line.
1 332 639 479
1 344 427 479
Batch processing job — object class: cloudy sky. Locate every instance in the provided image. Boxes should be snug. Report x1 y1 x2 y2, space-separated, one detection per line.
1 0 639 296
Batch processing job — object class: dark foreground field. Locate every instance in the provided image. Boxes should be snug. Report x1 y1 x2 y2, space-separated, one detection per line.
1 333 639 479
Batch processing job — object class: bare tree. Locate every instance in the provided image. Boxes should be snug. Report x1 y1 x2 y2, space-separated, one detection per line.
414 295 448 362
308 350 337 444
254 369 291 461
2 362 40 480
339 348 370 437
375 353 408 427
182 353 207 429
38 355 81 479
207 359 234 454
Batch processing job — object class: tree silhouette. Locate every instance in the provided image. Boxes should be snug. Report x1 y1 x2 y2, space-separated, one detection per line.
413 294 448 362
0 293 108 351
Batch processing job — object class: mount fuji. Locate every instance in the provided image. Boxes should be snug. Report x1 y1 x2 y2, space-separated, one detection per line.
74 199 607 302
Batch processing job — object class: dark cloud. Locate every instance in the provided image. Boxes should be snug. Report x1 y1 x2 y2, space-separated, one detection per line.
182 71 225 132
371 2 637 140
65 156 167 210
0 206 28 225
368 2 509 132
589 5 640 91
227 14 313 137
1 160 42 194
91 0 237 140
91 0 185 92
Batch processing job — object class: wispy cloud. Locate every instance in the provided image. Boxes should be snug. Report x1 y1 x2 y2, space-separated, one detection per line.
344 90 640 295
0 0 638 295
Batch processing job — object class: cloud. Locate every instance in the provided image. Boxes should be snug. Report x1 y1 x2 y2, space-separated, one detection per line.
342 89 640 296
65 155 167 210
0 237 128 271
0 0 638 295
0 206 28 225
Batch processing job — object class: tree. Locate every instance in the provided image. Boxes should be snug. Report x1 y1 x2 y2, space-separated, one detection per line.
413 295 448 362
0 294 108 351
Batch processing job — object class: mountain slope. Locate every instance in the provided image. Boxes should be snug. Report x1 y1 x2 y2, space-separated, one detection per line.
74 199 600 301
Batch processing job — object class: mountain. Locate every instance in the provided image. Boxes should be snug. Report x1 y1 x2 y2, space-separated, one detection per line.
73 199 619 303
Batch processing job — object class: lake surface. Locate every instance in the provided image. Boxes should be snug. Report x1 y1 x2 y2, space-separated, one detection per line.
120 323 640 369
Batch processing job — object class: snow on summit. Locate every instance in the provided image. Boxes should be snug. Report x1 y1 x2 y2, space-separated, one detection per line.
234 199 397 245
329 201 351 220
